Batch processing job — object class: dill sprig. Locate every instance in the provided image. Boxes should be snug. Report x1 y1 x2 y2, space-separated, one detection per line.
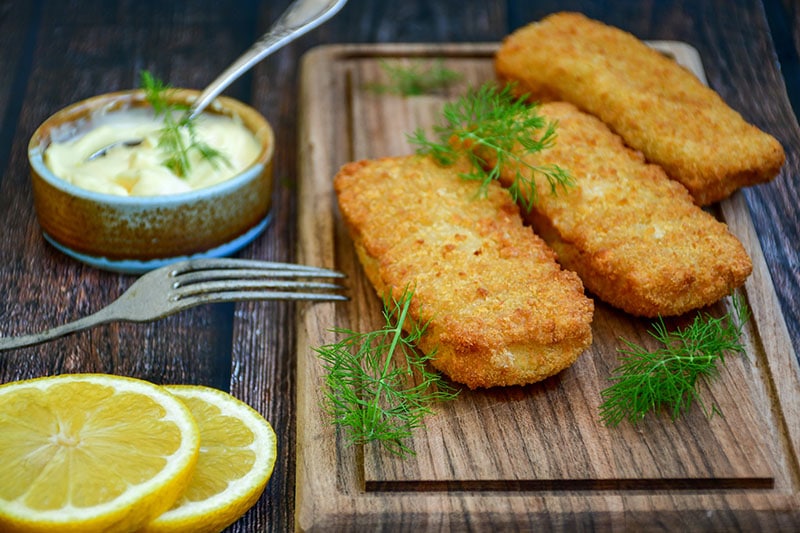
599 295 751 427
408 83 573 211
140 71 228 178
366 59 463 96
314 288 459 457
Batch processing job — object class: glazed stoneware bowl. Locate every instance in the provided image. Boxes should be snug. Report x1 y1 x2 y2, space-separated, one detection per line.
28 89 274 273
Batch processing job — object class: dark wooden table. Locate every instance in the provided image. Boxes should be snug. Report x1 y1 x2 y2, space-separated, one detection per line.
1 1 798 531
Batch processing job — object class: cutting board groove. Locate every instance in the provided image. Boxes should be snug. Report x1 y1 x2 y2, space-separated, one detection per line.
295 43 800 531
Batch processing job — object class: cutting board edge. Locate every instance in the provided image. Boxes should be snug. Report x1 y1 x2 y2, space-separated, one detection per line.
293 41 800 531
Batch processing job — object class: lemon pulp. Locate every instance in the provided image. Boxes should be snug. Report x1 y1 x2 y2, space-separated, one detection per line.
0 374 200 533
143 385 277 533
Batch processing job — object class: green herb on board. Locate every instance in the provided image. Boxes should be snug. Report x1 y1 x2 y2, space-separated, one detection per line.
314 288 459 457
366 59 463 96
599 295 751 427
409 82 573 211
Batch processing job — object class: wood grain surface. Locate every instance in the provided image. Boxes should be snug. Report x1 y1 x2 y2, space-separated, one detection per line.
295 42 800 531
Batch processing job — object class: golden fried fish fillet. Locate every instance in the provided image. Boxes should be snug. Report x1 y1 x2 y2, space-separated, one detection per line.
334 155 594 389
495 11 785 205
486 101 752 317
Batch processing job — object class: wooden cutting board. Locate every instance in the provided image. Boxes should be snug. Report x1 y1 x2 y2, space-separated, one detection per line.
294 42 800 530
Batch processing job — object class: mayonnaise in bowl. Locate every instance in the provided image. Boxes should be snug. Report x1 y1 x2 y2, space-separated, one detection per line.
28 88 274 272
44 108 261 196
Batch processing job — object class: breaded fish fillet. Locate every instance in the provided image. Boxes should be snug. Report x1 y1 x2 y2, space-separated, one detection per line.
495 12 785 205
485 101 752 317
334 155 594 389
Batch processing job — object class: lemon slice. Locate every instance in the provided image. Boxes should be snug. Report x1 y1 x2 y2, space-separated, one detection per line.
0 373 200 533
144 385 277 533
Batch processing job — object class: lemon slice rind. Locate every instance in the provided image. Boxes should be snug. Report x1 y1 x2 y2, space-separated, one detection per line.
0 374 200 533
144 385 277 533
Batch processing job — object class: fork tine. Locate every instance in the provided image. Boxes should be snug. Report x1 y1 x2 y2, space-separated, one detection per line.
174 268 341 285
172 279 345 299
171 290 348 312
170 258 344 278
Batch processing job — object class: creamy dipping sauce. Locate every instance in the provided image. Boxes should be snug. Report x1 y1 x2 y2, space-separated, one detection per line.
44 108 261 196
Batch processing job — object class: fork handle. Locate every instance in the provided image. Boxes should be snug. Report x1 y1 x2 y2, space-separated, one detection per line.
0 308 119 351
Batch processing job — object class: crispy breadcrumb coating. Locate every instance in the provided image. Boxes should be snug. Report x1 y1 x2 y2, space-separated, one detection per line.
334 155 594 389
495 12 785 205
488 101 752 317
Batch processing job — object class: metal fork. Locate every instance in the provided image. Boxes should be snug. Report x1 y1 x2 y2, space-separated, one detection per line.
0 258 346 351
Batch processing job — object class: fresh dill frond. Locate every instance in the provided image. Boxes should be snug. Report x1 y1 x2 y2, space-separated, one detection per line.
314 288 459 457
140 70 229 177
408 82 573 211
140 71 170 115
599 295 751 427
366 59 463 96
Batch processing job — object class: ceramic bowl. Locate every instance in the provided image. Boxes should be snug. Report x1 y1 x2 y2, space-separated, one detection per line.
28 89 274 274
